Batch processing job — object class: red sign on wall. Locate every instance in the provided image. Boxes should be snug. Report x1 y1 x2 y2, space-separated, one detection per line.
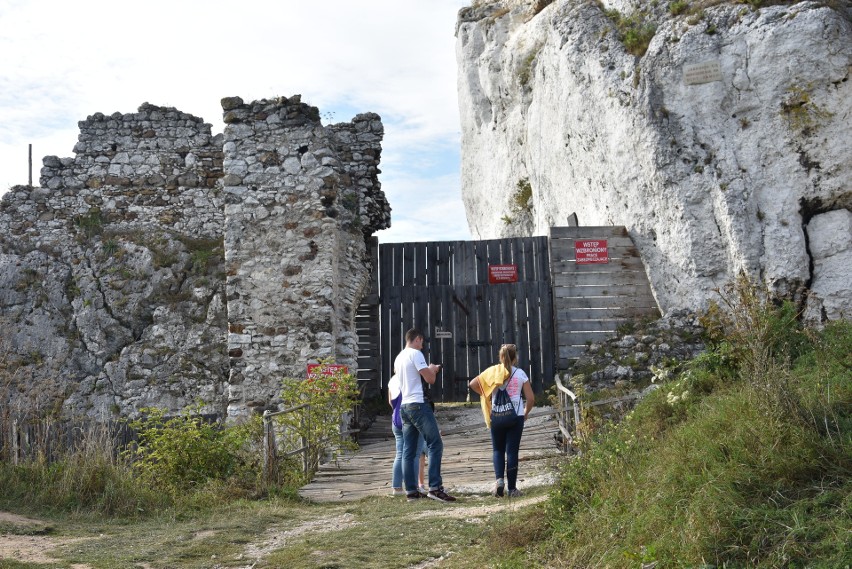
306 364 349 379
575 240 609 264
488 264 518 284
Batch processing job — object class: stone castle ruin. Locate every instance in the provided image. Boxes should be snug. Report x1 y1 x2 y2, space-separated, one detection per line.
0 96 390 420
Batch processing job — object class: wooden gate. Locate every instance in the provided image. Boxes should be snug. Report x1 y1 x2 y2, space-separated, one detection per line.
377 237 554 402
550 226 661 368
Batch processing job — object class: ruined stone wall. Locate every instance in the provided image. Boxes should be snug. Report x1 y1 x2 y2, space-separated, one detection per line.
0 103 225 245
221 96 389 417
0 97 390 421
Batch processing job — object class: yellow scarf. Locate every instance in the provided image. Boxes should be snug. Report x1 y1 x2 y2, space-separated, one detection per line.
477 364 512 427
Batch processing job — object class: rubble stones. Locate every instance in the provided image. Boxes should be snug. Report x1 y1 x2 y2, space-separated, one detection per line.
570 310 706 393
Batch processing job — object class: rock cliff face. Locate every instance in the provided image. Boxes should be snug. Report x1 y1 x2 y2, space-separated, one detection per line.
456 0 851 321
0 97 389 420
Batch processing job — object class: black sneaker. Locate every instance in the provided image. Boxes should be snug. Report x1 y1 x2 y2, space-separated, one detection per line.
427 488 457 503
407 491 427 502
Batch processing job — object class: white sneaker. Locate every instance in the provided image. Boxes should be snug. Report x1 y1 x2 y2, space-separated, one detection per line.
390 488 406 497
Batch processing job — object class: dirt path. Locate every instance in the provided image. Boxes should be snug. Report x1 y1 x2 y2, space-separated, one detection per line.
229 494 548 568
1 494 547 568
1 406 560 568
0 511 93 568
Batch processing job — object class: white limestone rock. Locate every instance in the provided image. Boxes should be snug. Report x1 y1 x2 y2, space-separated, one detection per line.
805 209 852 322
456 0 852 319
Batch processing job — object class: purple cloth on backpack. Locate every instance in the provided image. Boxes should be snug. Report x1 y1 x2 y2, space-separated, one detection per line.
391 392 403 429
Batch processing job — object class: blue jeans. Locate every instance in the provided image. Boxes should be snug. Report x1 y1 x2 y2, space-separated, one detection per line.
401 402 443 492
391 425 425 488
490 416 525 490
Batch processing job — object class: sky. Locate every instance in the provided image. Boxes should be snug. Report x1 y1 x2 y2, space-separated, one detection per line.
0 0 473 243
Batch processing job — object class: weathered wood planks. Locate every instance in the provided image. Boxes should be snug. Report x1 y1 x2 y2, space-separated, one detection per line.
299 407 562 503
550 226 660 369
375 237 555 401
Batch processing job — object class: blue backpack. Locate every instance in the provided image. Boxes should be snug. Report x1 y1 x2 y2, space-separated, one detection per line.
490 370 519 429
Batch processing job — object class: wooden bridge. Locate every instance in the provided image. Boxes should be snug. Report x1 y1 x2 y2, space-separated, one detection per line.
299 404 564 503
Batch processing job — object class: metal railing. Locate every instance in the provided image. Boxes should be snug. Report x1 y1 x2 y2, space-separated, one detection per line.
553 372 646 453
553 373 582 450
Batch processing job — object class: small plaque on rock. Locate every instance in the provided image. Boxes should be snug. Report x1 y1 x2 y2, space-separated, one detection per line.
683 60 723 85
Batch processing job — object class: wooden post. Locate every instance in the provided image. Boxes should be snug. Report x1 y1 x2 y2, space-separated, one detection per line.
301 411 309 475
262 411 277 484
28 144 33 187
11 419 19 466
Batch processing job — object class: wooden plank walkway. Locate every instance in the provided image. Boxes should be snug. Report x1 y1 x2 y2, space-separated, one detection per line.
299 405 563 503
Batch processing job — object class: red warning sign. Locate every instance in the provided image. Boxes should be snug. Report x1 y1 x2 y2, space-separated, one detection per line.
575 240 609 264
488 264 518 284
306 363 349 379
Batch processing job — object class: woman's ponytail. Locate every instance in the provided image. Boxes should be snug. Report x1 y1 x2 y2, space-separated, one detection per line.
498 344 517 375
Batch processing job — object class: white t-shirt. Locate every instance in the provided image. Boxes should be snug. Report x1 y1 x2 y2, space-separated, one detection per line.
491 366 529 416
394 346 428 405
388 374 401 400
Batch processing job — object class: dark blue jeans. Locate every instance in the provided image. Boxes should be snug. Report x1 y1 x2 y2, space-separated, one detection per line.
490 416 525 490
401 402 443 492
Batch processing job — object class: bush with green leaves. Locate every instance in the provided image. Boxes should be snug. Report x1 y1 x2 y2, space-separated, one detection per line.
534 277 851 567
126 406 262 495
276 362 360 473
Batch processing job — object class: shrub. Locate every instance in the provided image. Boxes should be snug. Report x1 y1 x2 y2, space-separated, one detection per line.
126 406 262 496
73 208 104 237
669 0 690 15
604 8 657 57
276 361 360 473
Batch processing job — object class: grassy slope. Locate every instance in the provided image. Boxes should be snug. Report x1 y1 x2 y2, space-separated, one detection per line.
490 318 851 568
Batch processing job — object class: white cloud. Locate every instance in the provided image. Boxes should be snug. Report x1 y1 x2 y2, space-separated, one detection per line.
0 0 470 243
375 170 471 244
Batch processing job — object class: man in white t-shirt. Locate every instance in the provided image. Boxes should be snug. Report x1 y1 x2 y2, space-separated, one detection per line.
395 328 456 503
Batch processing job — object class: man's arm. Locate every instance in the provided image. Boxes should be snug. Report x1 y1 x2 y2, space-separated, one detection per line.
419 363 441 384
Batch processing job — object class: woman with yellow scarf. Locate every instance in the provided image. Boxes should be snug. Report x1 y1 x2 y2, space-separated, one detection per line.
469 344 535 497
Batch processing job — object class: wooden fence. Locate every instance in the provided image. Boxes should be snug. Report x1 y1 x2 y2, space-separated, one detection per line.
378 236 554 401
1 410 354 490
0 417 137 465
550 226 660 368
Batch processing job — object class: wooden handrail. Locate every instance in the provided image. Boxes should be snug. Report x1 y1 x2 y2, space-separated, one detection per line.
262 403 358 482
553 373 582 445
263 403 310 419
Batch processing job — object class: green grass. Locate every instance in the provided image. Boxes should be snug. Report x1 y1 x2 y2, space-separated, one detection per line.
0 492 548 568
529 314 852 568
603 8 657 57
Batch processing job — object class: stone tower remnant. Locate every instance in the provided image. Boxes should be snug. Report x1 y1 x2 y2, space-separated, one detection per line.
0 96 390 421
220 95 389 417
